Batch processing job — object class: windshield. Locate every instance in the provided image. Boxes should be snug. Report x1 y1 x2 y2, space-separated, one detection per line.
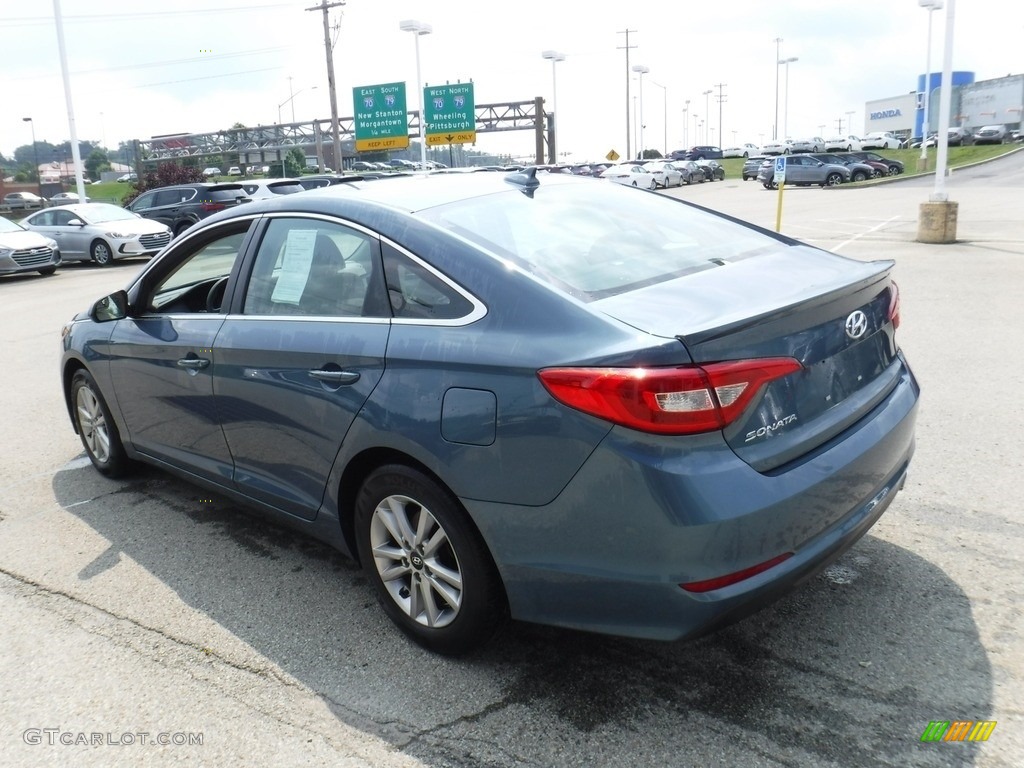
80 204 139 224
419 181 780 301
0 217 26 233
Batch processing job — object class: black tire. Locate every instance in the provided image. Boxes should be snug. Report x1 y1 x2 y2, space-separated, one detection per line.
174 221 193 237
824 173 843 187
354 464 507 655
91 239 113 266
38 266 57 276
70 369 132 478
888 166 900 176
852 171 868 182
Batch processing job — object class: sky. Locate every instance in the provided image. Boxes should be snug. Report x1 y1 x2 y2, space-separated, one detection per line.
2 0 1021 164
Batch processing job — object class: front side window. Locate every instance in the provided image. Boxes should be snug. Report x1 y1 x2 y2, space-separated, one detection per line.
243 218 383 317
144 226 249 313
130 192 156 211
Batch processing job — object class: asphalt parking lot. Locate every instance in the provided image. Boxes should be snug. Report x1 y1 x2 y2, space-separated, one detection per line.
1 153 1022 767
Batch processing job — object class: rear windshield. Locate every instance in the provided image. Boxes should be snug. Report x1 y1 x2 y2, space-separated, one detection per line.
418 181 780 301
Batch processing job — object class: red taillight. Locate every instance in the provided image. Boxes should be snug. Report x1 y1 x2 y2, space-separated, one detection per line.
888 281 901 329
680 552 793 593
537 358 801 435
199 201 227 213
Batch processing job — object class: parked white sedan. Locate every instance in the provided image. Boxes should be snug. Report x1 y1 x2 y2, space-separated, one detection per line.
824 135 863 152
722 143 761 158
760 139 793 156
642 161 684 188
789 137 826 153
861 132 901 150
599 164 658 189
20 203 171 266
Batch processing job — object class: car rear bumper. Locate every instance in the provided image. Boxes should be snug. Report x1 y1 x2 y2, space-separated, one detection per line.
466 355 919 641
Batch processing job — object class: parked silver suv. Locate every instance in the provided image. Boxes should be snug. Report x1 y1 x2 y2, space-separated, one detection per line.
757 155 852 189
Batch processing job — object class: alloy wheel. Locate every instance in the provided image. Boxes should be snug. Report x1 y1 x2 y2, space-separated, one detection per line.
76 385 111 464
368 494 464 629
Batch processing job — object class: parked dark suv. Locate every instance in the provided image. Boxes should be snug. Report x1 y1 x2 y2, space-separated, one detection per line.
126 183 251 237
670 145 724 161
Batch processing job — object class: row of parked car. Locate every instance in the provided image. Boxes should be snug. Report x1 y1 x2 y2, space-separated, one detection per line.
602 160 725 188
740 151 906 189
0 173 375 278
724 125 1022 158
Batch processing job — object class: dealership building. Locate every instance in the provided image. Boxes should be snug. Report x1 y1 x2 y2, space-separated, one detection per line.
863 72 1023 141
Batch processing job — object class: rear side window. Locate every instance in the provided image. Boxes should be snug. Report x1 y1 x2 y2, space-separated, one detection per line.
382 243 474 321
154 188 192 206
207 187 247 202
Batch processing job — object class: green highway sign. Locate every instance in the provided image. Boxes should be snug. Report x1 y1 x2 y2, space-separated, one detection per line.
424 83 476 146
352 82 410 152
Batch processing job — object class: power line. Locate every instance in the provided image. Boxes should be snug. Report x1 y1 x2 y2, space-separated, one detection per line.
0 4 292 26
8 46 295 81
118 66 284 90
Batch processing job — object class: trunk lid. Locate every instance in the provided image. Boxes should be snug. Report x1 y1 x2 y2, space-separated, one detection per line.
594 245 902 471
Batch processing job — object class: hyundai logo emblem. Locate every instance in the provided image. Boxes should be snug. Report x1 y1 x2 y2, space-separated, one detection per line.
845 310 868 340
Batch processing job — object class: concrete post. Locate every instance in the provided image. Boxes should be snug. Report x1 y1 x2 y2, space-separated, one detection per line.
917 200 958 243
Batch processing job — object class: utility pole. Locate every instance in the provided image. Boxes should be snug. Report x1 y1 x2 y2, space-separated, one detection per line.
617 29 638 161
714 82 727 146
307 0 345 172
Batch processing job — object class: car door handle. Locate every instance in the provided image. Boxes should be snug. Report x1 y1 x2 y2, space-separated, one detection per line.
177 357 210 370
308 369 360 384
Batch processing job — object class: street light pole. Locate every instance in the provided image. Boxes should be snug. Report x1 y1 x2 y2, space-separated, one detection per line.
278 86 317 125
632 65 650 158
778 57 798 139
702 90 712 144
919 0 943 168
650 80 667 157
400 19 432 170
277 86 318 176
22 117 41 197
542 50 566 163
682 99 690 148
773 37 783 140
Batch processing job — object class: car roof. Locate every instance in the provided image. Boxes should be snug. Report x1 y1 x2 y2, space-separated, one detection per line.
205 169 585 221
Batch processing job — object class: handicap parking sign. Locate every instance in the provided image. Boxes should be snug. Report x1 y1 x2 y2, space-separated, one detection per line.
773 156 786 183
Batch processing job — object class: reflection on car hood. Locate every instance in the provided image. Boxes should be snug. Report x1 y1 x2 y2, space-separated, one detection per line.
0 230 55 250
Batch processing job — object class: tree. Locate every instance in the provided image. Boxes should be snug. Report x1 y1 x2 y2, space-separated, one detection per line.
85 149 111 180
284 147 306 177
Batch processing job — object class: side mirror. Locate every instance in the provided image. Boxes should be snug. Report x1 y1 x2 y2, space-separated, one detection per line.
91 290 128 322
68 218 85 227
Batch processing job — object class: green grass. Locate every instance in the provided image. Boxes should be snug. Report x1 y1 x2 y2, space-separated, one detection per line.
86 181 134 205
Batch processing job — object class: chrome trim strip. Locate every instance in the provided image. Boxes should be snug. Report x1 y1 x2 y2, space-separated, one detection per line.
223 313 390 324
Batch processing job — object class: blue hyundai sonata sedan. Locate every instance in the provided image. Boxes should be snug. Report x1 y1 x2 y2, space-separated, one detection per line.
60 170 918 654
